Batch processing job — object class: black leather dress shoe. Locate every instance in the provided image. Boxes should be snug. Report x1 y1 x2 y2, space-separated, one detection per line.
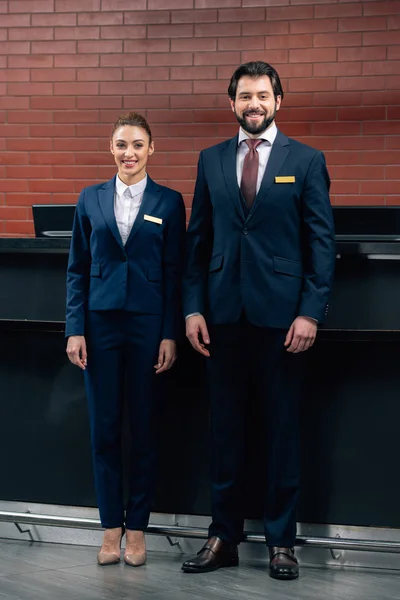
269 547 299 580
182 536 239 573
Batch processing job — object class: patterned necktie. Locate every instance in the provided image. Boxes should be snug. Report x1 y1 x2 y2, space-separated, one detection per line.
240 138 263 209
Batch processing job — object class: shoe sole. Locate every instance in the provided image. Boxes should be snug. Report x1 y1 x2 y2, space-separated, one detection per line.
182 559 239 574
269 571 299 581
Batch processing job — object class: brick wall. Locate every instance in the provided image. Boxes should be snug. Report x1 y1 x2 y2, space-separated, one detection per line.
0 0 399 236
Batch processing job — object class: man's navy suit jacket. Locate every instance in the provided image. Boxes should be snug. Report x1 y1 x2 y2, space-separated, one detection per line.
183 129 336 328
66 175 186 340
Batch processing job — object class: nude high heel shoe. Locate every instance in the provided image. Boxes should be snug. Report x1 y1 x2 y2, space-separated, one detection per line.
97 526 125 566
124 530 147 567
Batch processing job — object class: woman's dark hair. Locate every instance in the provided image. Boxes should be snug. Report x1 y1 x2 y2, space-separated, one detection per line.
228 61 284 101
111 112 152 143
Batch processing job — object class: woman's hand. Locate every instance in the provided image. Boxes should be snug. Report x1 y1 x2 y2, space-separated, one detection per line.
154 339 177 374
66 335 87 370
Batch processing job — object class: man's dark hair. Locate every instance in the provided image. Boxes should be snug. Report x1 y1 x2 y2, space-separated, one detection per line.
228 61 284 101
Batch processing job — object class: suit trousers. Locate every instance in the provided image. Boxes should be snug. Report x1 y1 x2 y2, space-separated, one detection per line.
206 318 304 547
84 310 162 530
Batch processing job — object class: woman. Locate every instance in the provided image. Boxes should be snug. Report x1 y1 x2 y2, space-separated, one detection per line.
65 112 186 566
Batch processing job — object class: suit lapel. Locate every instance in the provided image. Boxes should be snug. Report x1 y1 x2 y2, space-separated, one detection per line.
98 176 124 249
221 135 246 221
124 175 162 247
246 129 290 223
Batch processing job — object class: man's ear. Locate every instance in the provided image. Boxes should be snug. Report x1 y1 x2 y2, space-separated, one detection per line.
229 98 235 113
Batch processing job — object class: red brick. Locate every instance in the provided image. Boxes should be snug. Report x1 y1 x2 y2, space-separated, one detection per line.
4 221 35 235
30 152 75 165
313 122 361 135
29 180 76 193
280 92 314 107
330 180 360 195
192 108 232 123
337 107 386 121
0 29 6 41
0 83 5 95
7 83 53 95
30 124 75 137
283 107 337 122
194 79 231 93
0 97 30 109
79 12 123 26
77 67 122 81
265 34 313 49
219 8 264 21
0 179 29 192
171 66 216 80
0 69 30 82
278 122 313 136
55 27 100 40
8 165 53 179
339 16 387 32
56 0 100 10
156 138 194 151
171 94 218 108
8 55 54 68
124 67 169 81
360 181 400 195
363 91 400 105
314 32 362 47
31 68 76 82
243 21 289 35
363 61 400 75
242 49 288 63
0 57 5 69
334 195 385 206
364 1 400 16
7 138 53 151
338 46 386 61
288 77 336 93
314 61 362 76
0 0 6 11
218 36 264 50
78 40 122 53
54 110 100 123
194 51 240 66
363 121 400 135
324 151 359 165
0 153 29 165
388 107 400 120
101 25 146 39
242 0 288 4
54 82 99 95
360 151 400 165
386 196 400 206
32 41 76 54
101 53 146 67
338 76 385 91
100 82 145 95
172 9 216 23
54 138 98 151
123 95 170 109
268 5 313 20
289 48 336 63
125 39 170 53
149 0 192 7
196 0 240 6
169 152 197 165
9 27 54 41
171 38 216 51
363 31 399 45
75 151 111 165
291 19 338 34
55 54 99 67
387 76 400 90
315 3 362 18
148 24 194 38
78 96 122 109
31 96 76 109
388 15 400 30
32 13 77 26
9 0 54 11
148 53 193 66
124 11 171 24
0 42 30 54
52 165 98 179
336 136 384 151
0 207 29 220
101 0 145 8
0 14 30 26
196 23 241 37
146 81 193 95
7 111 53 123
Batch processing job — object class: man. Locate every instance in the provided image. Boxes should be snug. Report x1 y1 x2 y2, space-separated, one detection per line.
182 62 335 580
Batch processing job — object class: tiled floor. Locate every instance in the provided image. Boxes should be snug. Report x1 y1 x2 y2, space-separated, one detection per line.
0 538 399 600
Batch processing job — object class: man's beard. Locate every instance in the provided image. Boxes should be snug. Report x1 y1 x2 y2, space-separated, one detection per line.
235 107 276 135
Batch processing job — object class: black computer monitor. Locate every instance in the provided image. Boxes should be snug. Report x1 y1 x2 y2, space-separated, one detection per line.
32 204 76 238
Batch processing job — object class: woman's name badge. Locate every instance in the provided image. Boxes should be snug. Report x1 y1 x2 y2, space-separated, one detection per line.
144 214 163 225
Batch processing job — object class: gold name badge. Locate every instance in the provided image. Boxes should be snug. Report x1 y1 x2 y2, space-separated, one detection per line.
144 214 163 225
275 176 295 183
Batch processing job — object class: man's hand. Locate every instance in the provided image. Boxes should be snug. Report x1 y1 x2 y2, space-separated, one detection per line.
154 339 177 374
284 316 317 354
66 335 87 370
186 315 210 357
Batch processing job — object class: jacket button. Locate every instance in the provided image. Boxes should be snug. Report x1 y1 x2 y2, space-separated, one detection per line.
243 228 248 235
122 256 127 262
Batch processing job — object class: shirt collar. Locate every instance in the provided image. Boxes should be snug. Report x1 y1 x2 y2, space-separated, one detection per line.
238 122 278 147
115 174 147 198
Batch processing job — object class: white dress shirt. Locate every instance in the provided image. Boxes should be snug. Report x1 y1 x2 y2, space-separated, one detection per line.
236 122 278 191
114 174 147 246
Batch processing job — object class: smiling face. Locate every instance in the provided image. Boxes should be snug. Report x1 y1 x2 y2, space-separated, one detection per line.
229 75 281 138
110 125 154 186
